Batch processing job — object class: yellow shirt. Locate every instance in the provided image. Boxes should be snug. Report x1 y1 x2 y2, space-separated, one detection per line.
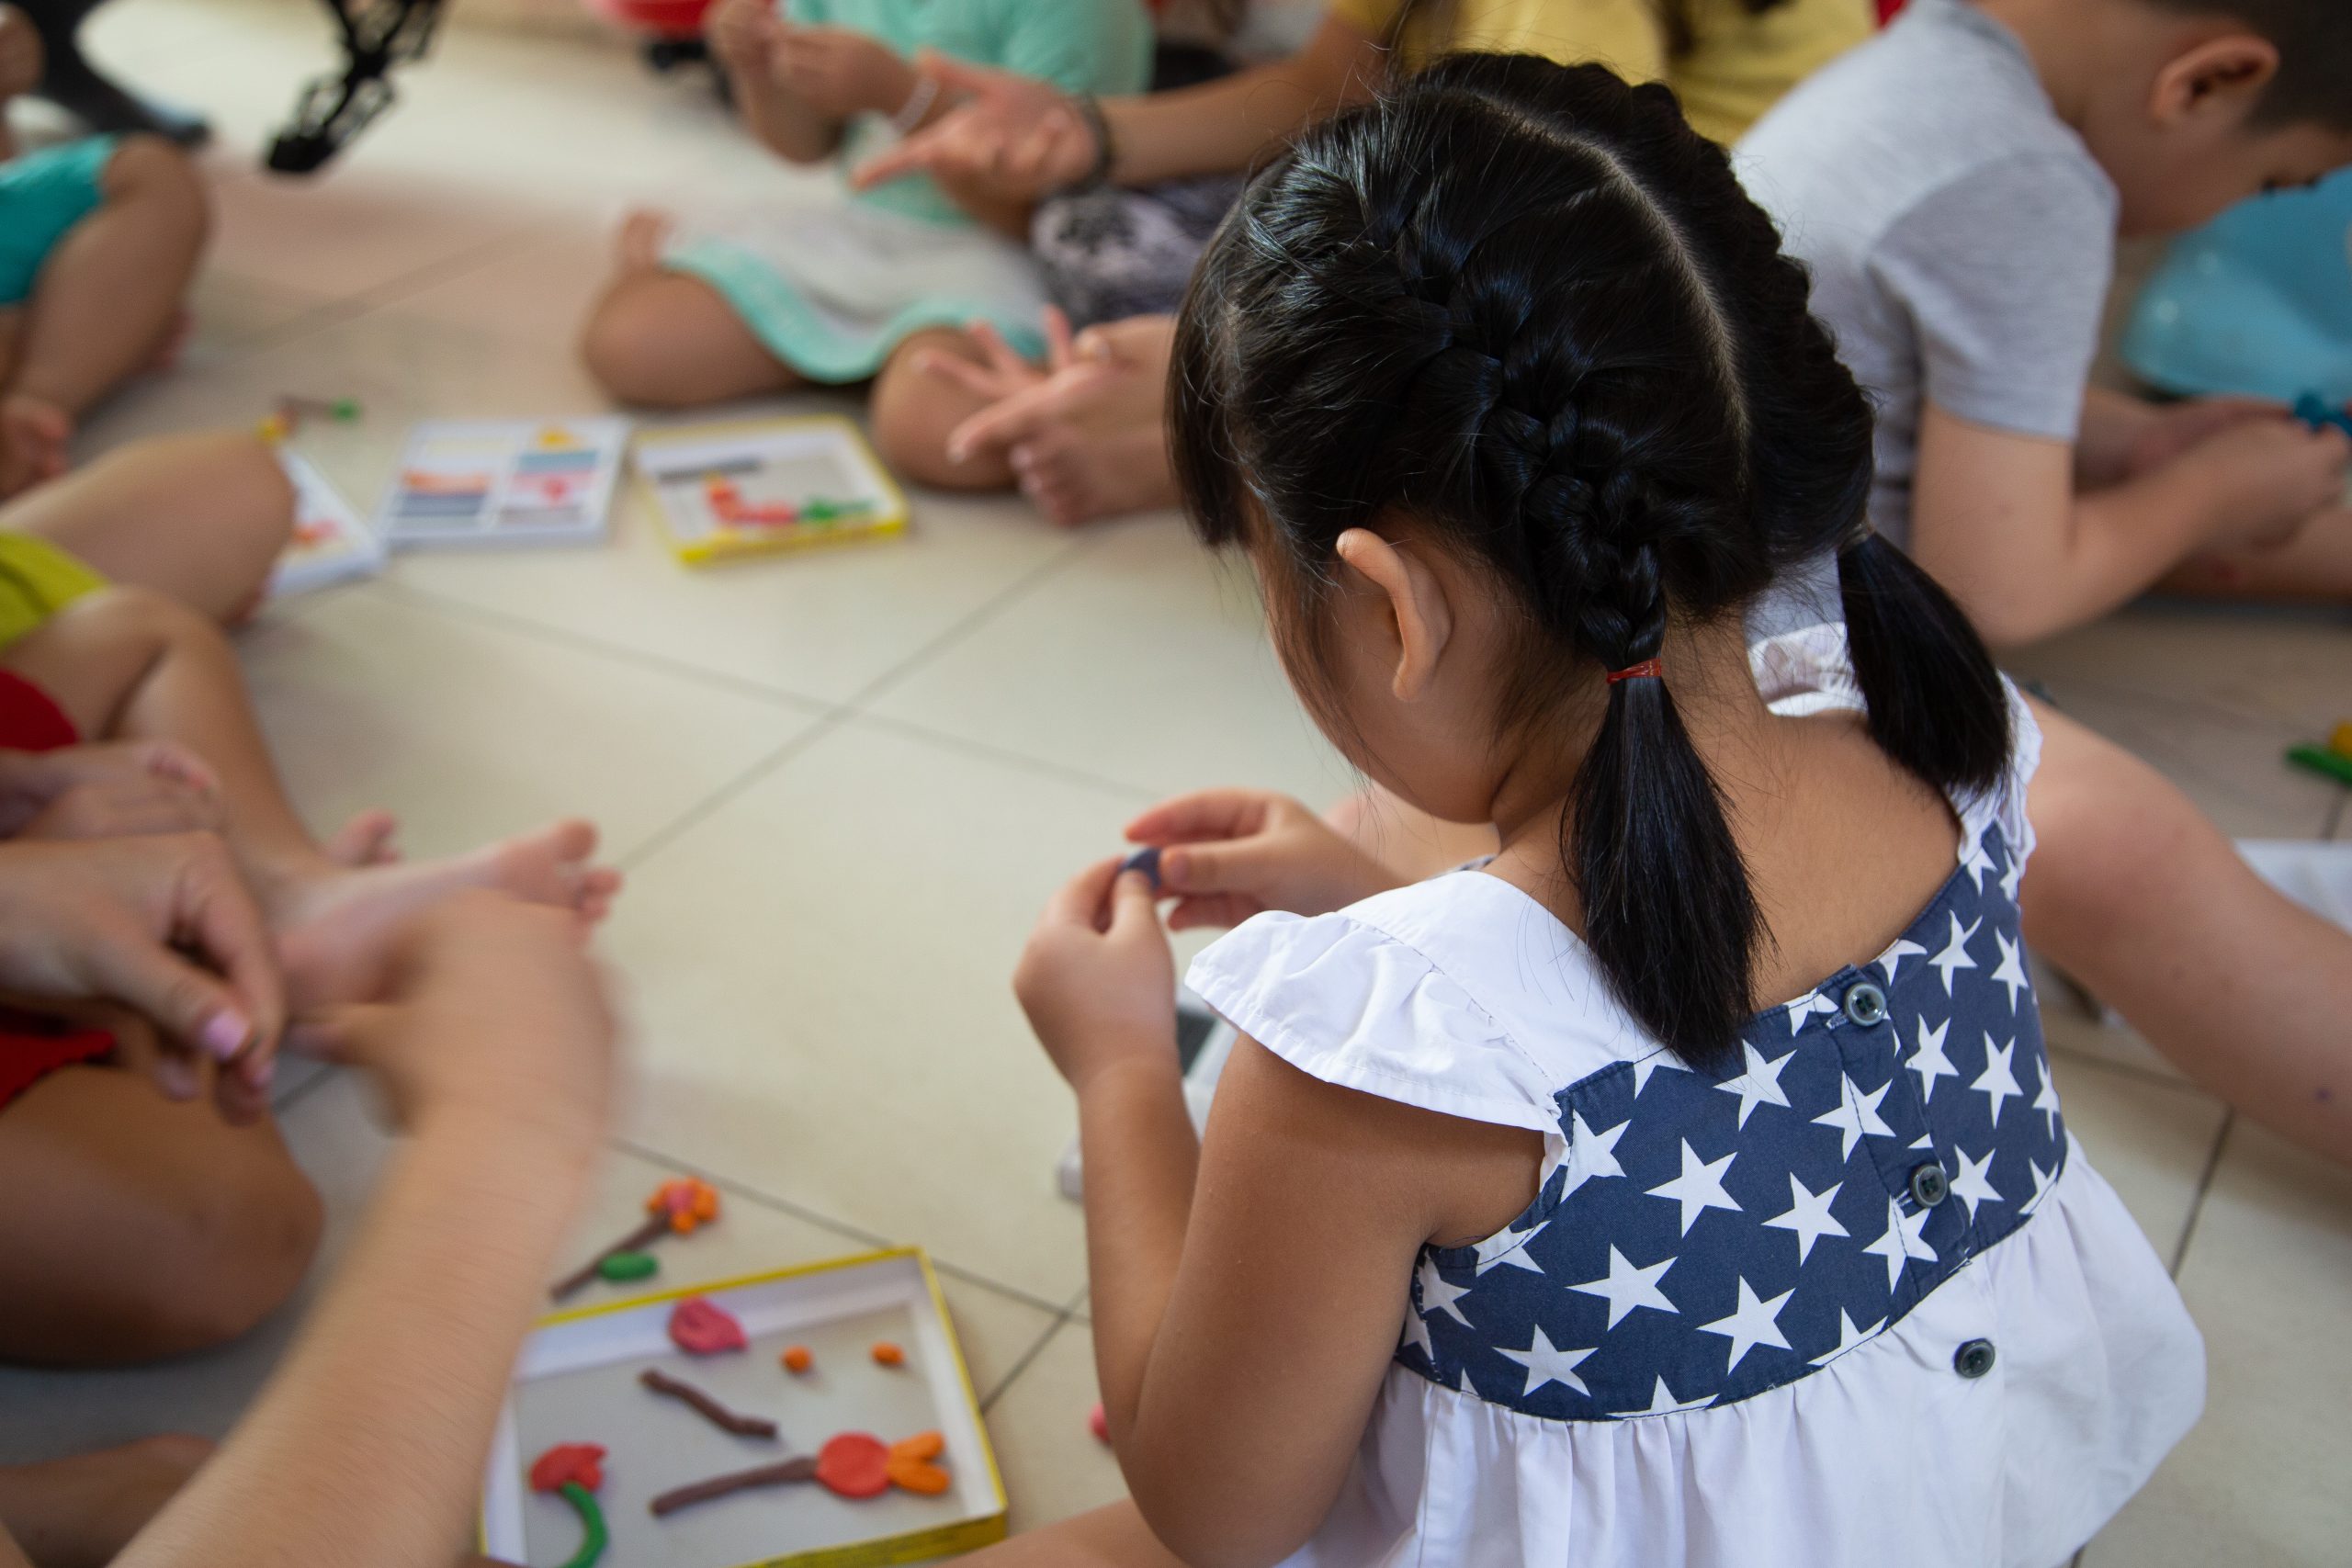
1328 0 1871 145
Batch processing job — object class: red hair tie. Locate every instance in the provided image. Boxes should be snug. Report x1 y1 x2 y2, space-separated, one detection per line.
1606 659 1662 684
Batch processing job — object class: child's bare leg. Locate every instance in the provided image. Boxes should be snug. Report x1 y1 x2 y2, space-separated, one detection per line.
869 328 1020 491
0 1059 319 1363
0 137 207 495
1 589 619 1010
0 431 293 624
579 213 797 408
0 1434 215 1568
2020 699 2352 1163
2158 505 2352 601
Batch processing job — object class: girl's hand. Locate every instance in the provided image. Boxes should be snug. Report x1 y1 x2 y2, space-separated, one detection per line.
1125 789 1400 931
0 834 282 1117
297 891 616 1153
2125 395 2290 478
0 739 219 838
851 53 1095 197
705 0 781 74
771 23 919 121
1013 858 1177 1093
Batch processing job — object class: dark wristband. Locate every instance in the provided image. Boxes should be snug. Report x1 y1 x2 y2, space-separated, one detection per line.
1071 93 1116 189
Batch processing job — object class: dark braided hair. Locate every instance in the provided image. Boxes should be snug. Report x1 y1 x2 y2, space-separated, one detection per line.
1171 54 2009 1071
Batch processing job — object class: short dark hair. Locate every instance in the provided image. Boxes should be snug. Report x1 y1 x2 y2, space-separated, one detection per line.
2144 0 2352 129
1171 56 2010 1071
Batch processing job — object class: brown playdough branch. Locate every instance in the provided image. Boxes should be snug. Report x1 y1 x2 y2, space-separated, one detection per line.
638 1369 778 1438
649 1457 820 1517
550 1214 669 1301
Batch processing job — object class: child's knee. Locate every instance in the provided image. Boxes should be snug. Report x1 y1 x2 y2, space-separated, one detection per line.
870 344 1003 491
580 284 688 405
141 1148 322 1354
103 135 209 243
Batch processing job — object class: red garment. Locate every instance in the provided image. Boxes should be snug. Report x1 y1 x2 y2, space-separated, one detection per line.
0 668 112 1108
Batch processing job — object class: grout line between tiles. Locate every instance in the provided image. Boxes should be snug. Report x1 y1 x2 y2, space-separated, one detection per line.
2167 1109 2233 1278
846 709 1163 806
237 226 544 355
978 1311 1073 1413
2325 790 2346 841
607 1136 1077 1320
611 712 851 872
2045 1039 2217 1100
835 533 1096 712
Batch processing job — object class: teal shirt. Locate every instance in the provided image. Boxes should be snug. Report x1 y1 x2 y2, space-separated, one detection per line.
784 0 1153 227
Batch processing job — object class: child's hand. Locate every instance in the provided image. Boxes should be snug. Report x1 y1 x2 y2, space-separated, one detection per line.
0 6 43 102
2177 415 2352 547
1014 858 1177 1093
706 0 782 73
771 23 919 121
297 891 615 1153
1124 789 1400 931
0 834 282 1116
0 739 219 838
852 54 1094 195
2125 396 2286 478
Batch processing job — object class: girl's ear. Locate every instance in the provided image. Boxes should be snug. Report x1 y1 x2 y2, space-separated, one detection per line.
1333 527 1453 701
2147 34 2278 130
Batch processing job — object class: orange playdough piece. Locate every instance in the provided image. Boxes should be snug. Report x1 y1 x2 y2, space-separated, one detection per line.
886 1430 950 1495
815 1433 892 1499
870 1340 904 1367
781 1345 813 1374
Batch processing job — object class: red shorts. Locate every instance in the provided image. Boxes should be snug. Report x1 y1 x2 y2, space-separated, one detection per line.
0 668 113 1108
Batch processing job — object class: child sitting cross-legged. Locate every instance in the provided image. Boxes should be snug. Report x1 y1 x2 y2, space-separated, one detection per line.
990 58 2197 1568
0 6 208 497
1736 0 2352 643
578 0 1150 491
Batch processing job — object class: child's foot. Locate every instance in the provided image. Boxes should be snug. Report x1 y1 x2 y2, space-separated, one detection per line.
616 209 674 275
0 393 72 497
324 807 401 867
1011 415 1178 526
0 1434 214 1568
273 818 622 1011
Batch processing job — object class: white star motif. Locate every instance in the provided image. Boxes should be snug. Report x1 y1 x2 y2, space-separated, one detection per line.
1646 1139 1742 1235
2022 1156 2056 1214
1860 1194 1937 1292
1948 1144 2004 1223
1907 1017 1959 1104
1972 1034 2024 1126
1399 1300 1437 1362
1961 837 1997 890
1560 1110 1629 1199
1875 938 1928 985
1783 989 1838 1034
2030 1058 2062 1140
1625 1375 1713 1417
1695 1278 1795 1372
1928 913 1982 996
1813 1075 1896 1162
1998 846 2025 905
1717 1041 1795 1127
1629 1050 1687 1097
1566 1245 1679 1329
1989 931 2031 1013
1496 1324 1595 1399
1761 1172 1849 1261
1808 1308 1886 1368
1417 1256 1475 1326
1476 1219 1548 1275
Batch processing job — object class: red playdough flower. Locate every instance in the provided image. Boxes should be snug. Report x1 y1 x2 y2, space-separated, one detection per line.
815 1432 892 1499
668 1296 748 1355
529 1443 607 1495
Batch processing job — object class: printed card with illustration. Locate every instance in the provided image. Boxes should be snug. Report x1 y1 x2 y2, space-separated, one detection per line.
633 415 909 567
271 451 386 598
377 418 630 549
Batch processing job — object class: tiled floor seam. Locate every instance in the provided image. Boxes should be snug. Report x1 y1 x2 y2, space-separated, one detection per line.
2167 1110 2234 1277
833 531 1098 712
241 227 546 355
609 711 852 873
978 1312 1075 1412
2044 1038 2216 1100
607 1136 1076 1320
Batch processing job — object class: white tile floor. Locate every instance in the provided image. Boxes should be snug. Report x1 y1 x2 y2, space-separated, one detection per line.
0 2 2345 1561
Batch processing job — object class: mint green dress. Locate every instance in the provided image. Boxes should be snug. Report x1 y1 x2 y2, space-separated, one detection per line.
665 0 1152 381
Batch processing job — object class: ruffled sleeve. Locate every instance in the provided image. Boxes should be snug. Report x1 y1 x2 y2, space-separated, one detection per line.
1185 909 1565 1134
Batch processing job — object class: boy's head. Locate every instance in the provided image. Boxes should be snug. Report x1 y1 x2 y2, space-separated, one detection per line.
2080 0 2352 235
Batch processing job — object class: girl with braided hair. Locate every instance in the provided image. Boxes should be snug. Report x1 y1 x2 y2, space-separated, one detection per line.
997 54 2196 1568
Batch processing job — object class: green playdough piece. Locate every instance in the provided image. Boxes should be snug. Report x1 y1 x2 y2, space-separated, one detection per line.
802 500 839 523
597 1250 658 1281
558 1482 607 1568
2288 745 2352 787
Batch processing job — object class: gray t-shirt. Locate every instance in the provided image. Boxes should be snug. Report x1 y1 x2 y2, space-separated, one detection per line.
1734 0 2118 549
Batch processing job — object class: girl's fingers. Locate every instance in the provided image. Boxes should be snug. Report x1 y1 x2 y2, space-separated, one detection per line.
1042 856 1126 929
83 921 259 1072
964 319 1028 378
944 363 1114 463
912 348 1010 399
1105 868 1161 936
1041 305 1075 373
1167 893 1261 932
175 848 287 1059
1124 788 1270 846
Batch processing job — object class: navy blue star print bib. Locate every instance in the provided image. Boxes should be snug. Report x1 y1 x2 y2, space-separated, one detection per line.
1398 821 2065 1419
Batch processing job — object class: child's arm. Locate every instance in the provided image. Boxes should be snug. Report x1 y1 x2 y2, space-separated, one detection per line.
1908 399 2349 646
1018 862 1534 1568
706 0 853 165
110 893 613 1568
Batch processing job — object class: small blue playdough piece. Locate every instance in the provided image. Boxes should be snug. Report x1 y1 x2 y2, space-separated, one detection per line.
2294 390 2352 437
1121 845 1163 891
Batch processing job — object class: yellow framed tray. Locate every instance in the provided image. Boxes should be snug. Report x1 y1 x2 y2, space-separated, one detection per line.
633 414 910 567
481 1247 1006 1567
